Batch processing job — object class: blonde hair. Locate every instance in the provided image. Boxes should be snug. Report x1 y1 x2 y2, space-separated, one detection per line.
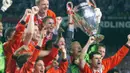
35 0 48 5
71 41 82 50
70 41 82 54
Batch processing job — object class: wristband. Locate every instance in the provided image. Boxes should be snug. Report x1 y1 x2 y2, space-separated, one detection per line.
125 44 130 49
20 20 26 25
35 45 41 50
62 59 67 62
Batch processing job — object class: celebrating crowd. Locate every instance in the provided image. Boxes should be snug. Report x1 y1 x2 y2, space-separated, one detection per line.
0 0 130 73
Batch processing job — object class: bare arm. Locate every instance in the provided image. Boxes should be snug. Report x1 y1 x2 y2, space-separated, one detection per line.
60 45 67 60
39 50 50 57
23 6 39 45
126 34 130 46
59 42 68 73
79 36 95 69
19 9 31 23
65 13 74 54
23 9 34 45
13 45 28 56
38 23 49 57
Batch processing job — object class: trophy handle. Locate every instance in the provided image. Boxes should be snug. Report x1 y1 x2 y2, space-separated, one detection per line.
87 0 97 8
91 0 97 7
66 2 73 12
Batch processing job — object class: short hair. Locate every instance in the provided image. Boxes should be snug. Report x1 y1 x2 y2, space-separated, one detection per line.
36 57 43 63
42 16 53 23
15 54 30 68
71 41 82 50
4 27 15 40
89 51 101 59
70 41 82 54
44 40 53 50
35 0 48 5
98 43 106 49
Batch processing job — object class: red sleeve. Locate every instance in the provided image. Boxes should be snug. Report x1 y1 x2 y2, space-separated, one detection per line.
58 60 68 73
4 22 25 54
25 15 38 24
80 63 91 73
15 22 25 33
4 22 26 73
102 45 129 70
20 49 40 73
43 47 58 67
25 15 30 23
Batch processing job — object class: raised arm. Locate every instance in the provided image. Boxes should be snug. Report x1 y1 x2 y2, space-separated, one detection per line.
3 9 29 54
126 34 130 47
38 25 51 57
102 34 130 70
65 12 74 54
79 36 95 69
51 16 63 42
20 23 46 73
58 39 68 73
23 6 39 45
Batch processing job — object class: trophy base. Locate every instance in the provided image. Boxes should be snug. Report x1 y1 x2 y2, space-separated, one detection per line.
93 34 104 43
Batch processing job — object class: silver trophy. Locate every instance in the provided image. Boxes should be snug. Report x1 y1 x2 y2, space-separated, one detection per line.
67 0 104 42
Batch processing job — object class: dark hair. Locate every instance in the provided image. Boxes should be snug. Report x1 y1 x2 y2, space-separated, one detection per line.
36 57 43 63
4 27 15 41
89 52 101 59
44 40 53 50
15 54 30 68
42 16 53 23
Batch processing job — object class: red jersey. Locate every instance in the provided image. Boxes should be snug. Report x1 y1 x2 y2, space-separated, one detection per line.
82 45 129 73
43 47 59 67
26 9 56 30
4 22 25 73
15 49 40 73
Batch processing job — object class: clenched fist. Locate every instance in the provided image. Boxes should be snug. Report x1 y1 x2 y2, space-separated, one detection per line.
126 34 130 46
56 16 62 30
32 6 39 14
24 9 32 16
